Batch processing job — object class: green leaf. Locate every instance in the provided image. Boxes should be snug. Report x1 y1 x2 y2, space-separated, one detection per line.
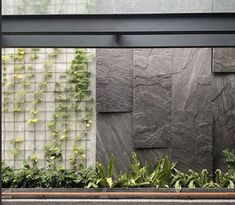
106 177 113 188
174 180 182 192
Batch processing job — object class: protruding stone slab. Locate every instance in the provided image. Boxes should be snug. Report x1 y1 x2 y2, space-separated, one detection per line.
212 48 235 72
133 49 172 148
96 49 133 112
171 111 213 172
171 48 212 111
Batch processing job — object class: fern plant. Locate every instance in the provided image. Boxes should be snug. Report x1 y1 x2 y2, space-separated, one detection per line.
151 155 176 188
215 169 235 188
95 156 116 188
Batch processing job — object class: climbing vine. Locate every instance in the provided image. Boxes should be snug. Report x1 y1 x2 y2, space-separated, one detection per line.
45 49 93 169
68 49 93 168
2 48 94 169
27 49 56 125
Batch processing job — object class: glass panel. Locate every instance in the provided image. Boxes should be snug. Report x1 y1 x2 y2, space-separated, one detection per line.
2 0 235 15
213 0 235 12
1 48 96 169
2 0 96 15
98 0 213 14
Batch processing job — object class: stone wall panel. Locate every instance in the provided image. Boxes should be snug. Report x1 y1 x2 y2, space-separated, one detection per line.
96 49 133 112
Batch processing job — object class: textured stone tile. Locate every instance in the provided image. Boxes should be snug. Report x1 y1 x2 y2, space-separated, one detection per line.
114 0 212 13
96 112 171 172
211 74 235 170
212 48 235 72
133 49 172 148
96 49 133 112
171 48 212 111
136 148 172 169
134 49 173 75
213 0 235 12
96 113 133 173
171 111 213 172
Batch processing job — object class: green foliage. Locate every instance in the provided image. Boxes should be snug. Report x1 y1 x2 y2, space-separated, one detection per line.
14 48 26 61
44 49 93 168
10 136 23 157
3 48 94 169
12 160 42 188
2 162 14 188
2 153 235 190
44 142 62 161
215 169 235 188
95 156 116 188
48 48 61 57
223 149 235 173
171 169 210 192
151 155 176 187
124 152 151 187
117 153 176 188
2 55 8 62
2 160 97 188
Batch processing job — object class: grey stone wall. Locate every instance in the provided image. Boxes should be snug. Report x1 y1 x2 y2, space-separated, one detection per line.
96 48 235 173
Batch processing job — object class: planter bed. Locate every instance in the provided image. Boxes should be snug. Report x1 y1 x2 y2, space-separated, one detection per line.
2 188 235 199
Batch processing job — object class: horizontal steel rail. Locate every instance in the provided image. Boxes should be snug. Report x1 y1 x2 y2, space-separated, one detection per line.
2 13 235 35
2 34 235 48
2 13 235 47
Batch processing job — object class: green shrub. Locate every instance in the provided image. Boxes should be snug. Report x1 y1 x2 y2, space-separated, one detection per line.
95 156 116 188
1 152 235 191
223 149 235 173
2 162 14 188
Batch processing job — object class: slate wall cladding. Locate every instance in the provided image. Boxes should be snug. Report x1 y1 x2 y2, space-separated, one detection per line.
96 113 133 173
171 48 213 111
133 49 172 148
171 111 213 171
96 112 171 172
96 48 235 173
212 48 235 72
96 49 133 112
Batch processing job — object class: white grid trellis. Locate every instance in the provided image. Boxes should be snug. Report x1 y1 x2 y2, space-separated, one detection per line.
1 48 96 169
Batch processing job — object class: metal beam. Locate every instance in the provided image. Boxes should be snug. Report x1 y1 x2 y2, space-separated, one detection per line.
3 13 235 35
2 13 235 47
2 34 235 48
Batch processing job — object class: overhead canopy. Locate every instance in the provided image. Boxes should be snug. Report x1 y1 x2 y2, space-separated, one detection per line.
2 13 235 48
